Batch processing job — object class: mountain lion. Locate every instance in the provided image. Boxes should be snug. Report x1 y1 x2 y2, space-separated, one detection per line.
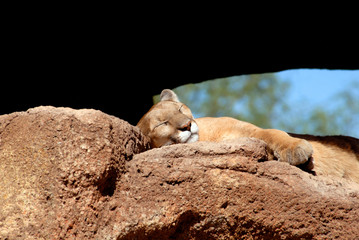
137 89 359 183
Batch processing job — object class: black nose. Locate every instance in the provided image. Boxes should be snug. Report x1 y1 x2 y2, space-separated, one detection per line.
179 121 191 131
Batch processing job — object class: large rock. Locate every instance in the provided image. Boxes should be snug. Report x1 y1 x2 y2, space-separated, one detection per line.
116 140 359 240
0 106 150 239
1 106 359 239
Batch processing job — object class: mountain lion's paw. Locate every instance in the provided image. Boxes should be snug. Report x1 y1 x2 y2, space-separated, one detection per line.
275 140 313 166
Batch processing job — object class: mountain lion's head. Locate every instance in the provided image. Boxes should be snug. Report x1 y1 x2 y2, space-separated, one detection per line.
137 89 199 148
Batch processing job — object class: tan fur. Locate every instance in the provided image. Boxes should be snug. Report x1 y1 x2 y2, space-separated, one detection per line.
137 89 359 183
137 99 199 148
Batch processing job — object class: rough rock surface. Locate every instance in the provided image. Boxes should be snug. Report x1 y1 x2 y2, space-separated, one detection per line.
117 140 359 240
0 106 150 239
1 106 359 239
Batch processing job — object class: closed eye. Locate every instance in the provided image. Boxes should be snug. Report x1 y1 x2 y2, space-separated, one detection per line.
154 121 168 129
178 105 184 113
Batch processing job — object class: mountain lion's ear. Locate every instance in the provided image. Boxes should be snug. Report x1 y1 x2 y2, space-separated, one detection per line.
160 89 180 102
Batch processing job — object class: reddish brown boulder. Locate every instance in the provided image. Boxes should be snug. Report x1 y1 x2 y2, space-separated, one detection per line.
0 106 150 239
115 139 359 239
1 106 358 239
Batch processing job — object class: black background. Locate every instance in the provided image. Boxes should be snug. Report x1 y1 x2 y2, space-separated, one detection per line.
3 10 358 125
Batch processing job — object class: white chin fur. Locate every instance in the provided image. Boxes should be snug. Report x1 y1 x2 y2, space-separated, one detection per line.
177 122 199 144
178 131 191 143
186 133 198 143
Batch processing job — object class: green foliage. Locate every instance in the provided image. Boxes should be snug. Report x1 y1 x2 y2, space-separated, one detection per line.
155 73 290 129
153 73 359 138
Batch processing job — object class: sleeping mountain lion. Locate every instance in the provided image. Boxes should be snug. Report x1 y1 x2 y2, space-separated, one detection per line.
137 89 359 183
